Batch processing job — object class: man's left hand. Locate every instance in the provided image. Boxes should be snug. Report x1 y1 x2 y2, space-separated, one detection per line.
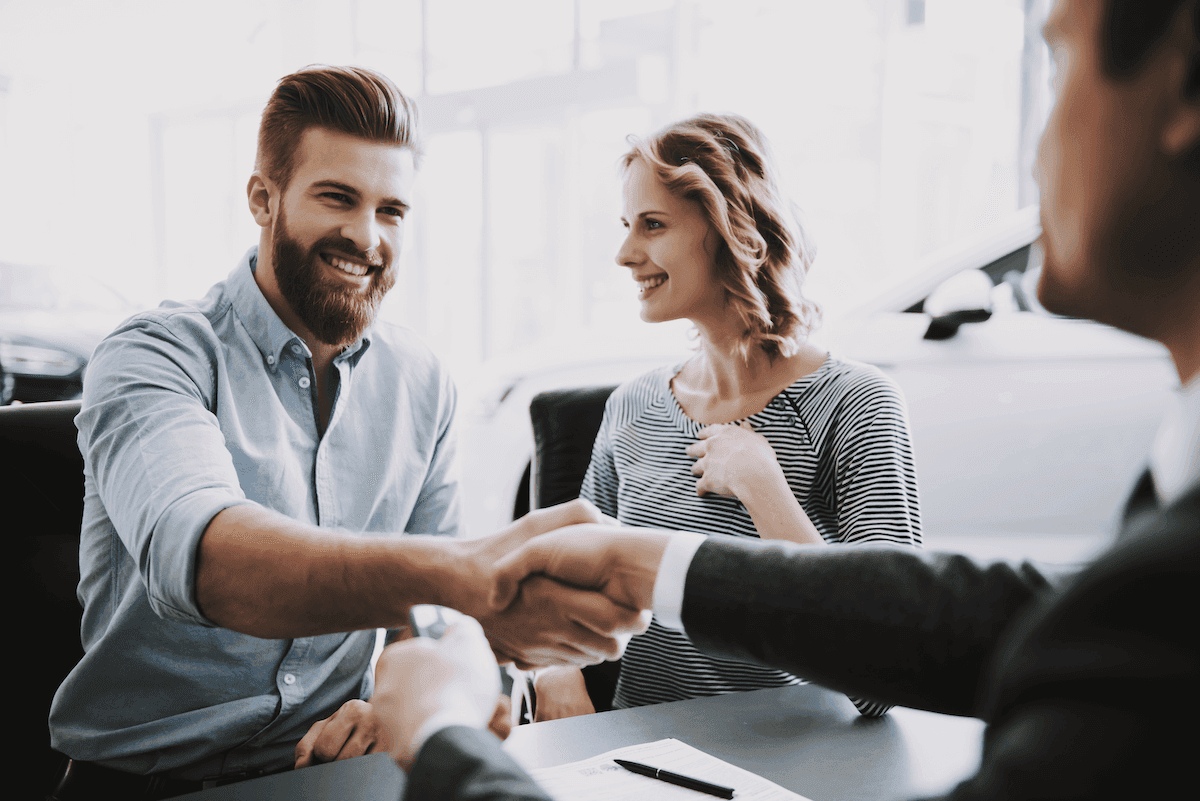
294 699 388 768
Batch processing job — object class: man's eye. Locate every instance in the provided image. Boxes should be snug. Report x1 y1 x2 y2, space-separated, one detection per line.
381 207 406 218
323 192 352 204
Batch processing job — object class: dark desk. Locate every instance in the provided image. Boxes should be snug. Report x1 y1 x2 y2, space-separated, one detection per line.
184 684 984 800
504 684 985 801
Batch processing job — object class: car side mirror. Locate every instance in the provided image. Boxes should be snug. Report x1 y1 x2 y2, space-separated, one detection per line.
923 268 993 340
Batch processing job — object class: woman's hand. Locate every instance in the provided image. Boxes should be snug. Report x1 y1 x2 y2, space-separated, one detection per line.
533 666 597 721
688 421 825 545
686 421 782 499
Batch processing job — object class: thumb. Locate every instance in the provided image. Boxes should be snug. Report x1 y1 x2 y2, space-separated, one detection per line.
489 541 553 610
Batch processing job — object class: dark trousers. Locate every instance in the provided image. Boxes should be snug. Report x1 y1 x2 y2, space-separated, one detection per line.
46 753 288 800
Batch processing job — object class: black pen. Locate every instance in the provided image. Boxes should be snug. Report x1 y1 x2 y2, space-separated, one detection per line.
613 759 735 798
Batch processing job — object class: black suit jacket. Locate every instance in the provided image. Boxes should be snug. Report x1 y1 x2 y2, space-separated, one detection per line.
406 726 551 801
684 476 1200 799
406 478 1198 800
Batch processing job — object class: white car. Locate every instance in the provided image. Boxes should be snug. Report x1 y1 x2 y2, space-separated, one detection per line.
458 207 1176 560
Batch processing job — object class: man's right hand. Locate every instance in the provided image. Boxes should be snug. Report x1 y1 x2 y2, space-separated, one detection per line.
452 500 651 670
489 525 672 614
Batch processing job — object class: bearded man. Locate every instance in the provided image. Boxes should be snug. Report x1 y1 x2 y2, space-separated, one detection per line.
45 65 643 800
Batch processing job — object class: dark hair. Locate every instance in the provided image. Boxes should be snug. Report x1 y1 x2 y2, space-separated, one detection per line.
1103 0 1200 94
256 65 421 190
622 113 820 361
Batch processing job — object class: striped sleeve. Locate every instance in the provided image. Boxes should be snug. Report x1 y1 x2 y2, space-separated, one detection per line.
828 369 922 547
579 394 619 519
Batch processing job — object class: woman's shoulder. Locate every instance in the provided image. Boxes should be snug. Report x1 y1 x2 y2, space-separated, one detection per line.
605 362 677 409
804 354 904 401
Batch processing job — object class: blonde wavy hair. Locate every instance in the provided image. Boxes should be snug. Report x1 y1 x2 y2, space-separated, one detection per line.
622 113 820 360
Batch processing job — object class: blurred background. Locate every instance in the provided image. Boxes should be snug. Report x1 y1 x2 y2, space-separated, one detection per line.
12 0 1171 559
0 0 1049 375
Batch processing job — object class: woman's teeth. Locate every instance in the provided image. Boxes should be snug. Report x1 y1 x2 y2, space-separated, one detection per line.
638 275 666 292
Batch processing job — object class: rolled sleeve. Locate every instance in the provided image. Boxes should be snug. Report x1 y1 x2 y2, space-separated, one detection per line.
80 314 252 625
404 368 462 538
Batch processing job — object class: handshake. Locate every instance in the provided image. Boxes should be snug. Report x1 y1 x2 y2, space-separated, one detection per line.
296 499 678 770
466 498 675 669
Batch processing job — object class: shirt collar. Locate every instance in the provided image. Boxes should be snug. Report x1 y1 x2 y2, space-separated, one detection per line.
1150 371 1200 505
229 246 373 370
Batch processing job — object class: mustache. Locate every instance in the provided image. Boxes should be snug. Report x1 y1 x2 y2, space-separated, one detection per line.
312 235 386 269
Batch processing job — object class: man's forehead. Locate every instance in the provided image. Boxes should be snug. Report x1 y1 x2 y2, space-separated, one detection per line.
292 127 416 195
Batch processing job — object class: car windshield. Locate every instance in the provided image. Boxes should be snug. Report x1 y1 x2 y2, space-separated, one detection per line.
0 263 132 314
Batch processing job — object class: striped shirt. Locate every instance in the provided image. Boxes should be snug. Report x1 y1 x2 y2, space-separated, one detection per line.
580 355 921 716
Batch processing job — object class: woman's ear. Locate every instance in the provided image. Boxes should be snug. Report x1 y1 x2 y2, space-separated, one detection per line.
247 172 276 228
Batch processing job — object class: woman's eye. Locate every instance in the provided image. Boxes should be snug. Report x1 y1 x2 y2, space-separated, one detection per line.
645 219 662 230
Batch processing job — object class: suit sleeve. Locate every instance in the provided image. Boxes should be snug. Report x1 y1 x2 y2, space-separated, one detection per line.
681 536 1056 718
406 726 553 801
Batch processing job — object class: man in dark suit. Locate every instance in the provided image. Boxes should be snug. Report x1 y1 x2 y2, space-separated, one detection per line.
371 0 1200 797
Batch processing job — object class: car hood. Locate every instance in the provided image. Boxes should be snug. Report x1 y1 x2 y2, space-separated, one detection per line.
0 309 130 359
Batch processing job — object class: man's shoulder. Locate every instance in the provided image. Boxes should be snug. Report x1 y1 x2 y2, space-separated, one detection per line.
103 281 235 349
365 321 447 375
360 322 455 409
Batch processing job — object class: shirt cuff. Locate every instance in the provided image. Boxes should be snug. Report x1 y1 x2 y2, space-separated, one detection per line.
408 701 489 758
651 531 707 632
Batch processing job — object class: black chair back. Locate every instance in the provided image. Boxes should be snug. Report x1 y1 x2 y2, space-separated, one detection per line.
528 386 620 711
2 400 85 785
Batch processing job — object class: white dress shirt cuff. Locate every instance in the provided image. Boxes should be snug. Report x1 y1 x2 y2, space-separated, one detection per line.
651 531 708 632
409 701 488 758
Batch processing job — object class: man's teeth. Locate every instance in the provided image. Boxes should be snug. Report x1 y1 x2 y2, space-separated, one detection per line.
328 256 370 277
638 276 667 291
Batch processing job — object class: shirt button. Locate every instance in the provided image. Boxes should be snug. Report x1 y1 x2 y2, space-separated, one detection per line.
291 344 303 355
298 376 311 389
283 673 296 685
266 354 275 365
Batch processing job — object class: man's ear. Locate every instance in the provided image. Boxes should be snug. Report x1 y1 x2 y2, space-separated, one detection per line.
1161 4 1200 158
247 172 276 228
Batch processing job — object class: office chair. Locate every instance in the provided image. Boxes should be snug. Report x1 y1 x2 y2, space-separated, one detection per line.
528 386 619 712
2 400 86 786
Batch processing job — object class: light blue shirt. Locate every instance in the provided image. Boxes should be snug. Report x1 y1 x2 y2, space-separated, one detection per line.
49 248 461 778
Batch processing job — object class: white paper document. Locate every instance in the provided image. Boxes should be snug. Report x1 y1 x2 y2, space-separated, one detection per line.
524 738 812 800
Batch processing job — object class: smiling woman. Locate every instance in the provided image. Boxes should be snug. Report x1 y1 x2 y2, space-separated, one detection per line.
531 113 922 722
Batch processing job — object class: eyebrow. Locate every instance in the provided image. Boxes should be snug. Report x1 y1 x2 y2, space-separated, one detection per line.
620 209 669 224
312 180 410 211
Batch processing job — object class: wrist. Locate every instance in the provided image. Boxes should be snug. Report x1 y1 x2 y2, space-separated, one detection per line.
735 465 790 511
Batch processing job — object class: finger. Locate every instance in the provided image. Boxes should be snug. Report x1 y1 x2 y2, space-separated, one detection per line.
684 440 704 458
740 420 755 432
563 588 650 638
294 718 328 768
697 425 720 440
490 539 560 609
309 712 358 764
690 458 704 476
489 695 513 740
332 723 379 762
533 498 602 531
